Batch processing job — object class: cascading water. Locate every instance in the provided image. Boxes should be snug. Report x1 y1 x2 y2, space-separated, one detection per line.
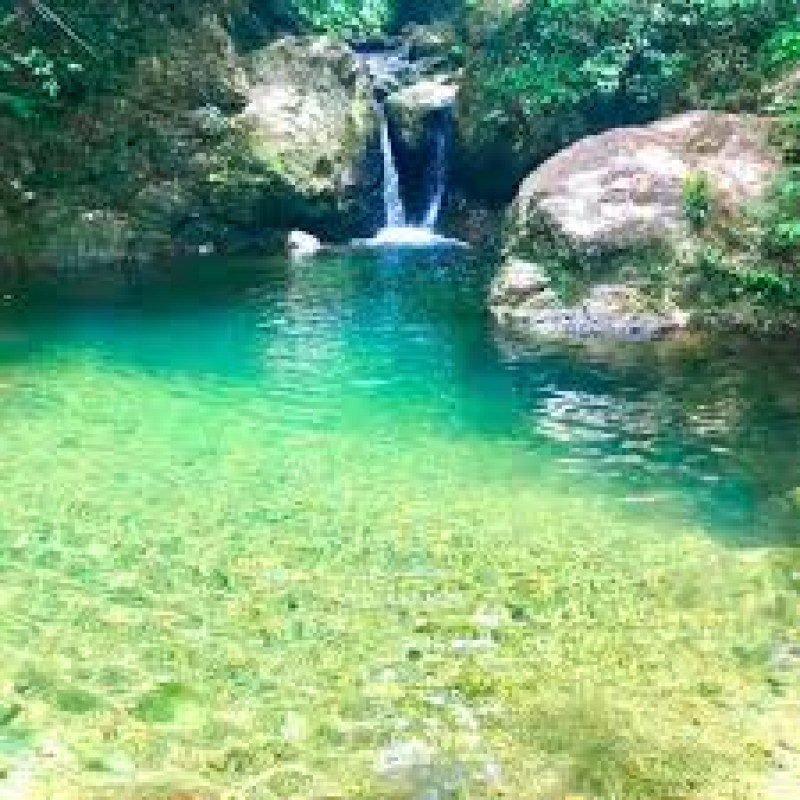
380 110 406 229
370 105 461 247
354 46 463 247
422 125 447 230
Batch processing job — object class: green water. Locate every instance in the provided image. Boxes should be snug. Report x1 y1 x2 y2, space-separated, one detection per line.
0 248 798 799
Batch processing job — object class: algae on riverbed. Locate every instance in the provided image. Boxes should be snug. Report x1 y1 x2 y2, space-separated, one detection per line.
0 251 798 799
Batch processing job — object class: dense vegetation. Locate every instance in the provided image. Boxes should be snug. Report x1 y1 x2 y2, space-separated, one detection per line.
456 0 797 193
681 21 800 320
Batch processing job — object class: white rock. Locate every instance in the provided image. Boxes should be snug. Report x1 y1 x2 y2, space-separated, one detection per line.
288 230 322 258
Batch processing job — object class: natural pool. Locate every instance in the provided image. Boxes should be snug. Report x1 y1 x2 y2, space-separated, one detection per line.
0 247 798 799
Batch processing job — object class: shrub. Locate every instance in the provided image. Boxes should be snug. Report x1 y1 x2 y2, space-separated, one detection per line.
246 0 398 36
682 172 714 232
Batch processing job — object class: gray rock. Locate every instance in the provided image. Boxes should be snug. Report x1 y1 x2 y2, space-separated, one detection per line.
489 258 550 304
507 111 778 254
386 78 458 159
239 36 383 240
492 112 780 340
491 260 689 342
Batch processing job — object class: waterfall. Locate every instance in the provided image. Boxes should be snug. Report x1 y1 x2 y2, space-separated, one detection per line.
356 69 462 247
422 126 447 229
380 111 405 229
379 108 449 233
359 45 459 244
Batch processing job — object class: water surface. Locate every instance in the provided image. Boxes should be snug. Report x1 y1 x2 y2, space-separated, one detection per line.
0 248 798 799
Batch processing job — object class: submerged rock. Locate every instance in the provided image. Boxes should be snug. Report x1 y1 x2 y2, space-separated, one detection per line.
493 112 780 340
376 739 434 778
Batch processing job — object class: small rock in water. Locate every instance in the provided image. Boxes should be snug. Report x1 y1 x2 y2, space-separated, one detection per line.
472 607 503 629
288 230 322 259
282 711 306 742
482 758 503 785
451 637 496 653
376 739 433 777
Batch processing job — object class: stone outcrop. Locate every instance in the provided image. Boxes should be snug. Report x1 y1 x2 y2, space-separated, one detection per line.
240 36 383 240
491 259 689 341
386 78 458 158
492 112 781 340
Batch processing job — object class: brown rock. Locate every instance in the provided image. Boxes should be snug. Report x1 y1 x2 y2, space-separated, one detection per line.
492 112 781 340
508 111 779 253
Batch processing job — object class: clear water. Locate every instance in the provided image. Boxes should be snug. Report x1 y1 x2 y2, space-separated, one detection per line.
0 248 798 799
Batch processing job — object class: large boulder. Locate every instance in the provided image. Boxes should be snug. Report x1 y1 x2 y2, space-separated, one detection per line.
240 36 383 240
386 78 458 157
493 111 781 340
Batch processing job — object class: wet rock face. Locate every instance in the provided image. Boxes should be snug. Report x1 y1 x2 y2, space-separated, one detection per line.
240 36 383 240
490 259 689 342
493 112 781 341
385 79 457 223
386 79 458 156
37 210 136 273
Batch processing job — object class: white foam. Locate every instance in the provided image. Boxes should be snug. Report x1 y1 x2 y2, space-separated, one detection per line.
358 226 467 248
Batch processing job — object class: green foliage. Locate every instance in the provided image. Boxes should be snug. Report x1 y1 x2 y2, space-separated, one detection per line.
290 0 393 34
759 167 800 272
757 33 800 289
695 243 800 308
247 0 398 36
682 172 714 232
0 0 244 116
249 0 459 36
457 0 798 198
765 24 800 71
0 44 84 117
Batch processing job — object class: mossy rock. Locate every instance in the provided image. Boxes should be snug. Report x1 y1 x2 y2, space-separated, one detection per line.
493 112 784 338
239 36 384 240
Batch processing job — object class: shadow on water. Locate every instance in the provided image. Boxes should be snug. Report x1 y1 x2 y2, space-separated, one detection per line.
1 247 799 546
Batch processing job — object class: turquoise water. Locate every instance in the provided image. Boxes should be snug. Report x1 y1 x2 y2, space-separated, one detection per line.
0 248 798 799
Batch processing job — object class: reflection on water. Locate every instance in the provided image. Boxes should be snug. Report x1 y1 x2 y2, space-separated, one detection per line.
6 248 800 540
496 329 800 540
